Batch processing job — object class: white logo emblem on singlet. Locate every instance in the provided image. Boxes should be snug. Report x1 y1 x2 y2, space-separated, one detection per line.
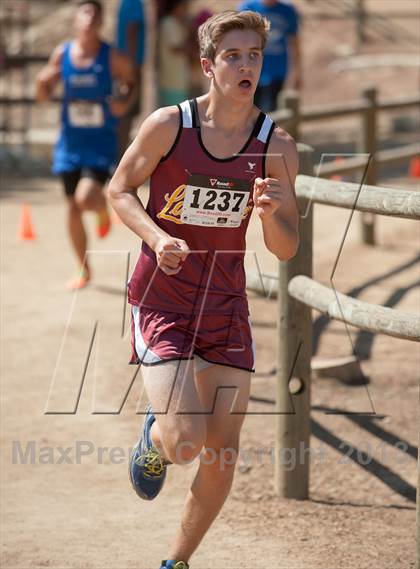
181 174 251 228
246 161 257 174
69 74 97 87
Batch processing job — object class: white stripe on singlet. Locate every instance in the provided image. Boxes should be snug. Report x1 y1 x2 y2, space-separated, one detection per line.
256 115 274 143
179 100 193 129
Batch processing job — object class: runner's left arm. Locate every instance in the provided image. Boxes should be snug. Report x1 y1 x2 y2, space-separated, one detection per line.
254 128 300 260
109 49 137 117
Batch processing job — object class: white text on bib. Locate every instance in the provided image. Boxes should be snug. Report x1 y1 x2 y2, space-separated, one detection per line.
68 101 104 128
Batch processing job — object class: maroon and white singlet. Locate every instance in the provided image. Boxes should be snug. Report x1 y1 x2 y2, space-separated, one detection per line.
129 99 275 371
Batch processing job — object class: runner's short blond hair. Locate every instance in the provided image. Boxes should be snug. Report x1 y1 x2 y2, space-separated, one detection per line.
198 10 270 61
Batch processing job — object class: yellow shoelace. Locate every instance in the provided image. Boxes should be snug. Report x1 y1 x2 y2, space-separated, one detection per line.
135 446 165 478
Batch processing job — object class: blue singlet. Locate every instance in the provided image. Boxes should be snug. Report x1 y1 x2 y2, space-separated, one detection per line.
53 41 118 174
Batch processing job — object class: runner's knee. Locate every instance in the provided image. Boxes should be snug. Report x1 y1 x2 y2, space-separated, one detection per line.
74 179 103 211
74 194 89 210
200 443 240 473
68 198 81 215
201 433 240 467
74 193 96 211
163 425 206 465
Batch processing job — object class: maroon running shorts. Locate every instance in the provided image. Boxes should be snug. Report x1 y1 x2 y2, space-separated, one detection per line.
130 305 255 372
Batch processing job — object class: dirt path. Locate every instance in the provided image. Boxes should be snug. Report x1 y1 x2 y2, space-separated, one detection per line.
0 178 304 569
1 175 418 569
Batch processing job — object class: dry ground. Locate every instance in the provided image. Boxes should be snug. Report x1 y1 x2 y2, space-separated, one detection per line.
1 172 418 569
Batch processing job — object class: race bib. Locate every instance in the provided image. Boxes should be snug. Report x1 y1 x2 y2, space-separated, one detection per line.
68 101 104 127
181 174 251 228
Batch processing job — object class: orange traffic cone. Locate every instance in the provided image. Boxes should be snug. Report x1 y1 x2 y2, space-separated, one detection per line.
409 157 420 178
330 157 345 181
19 204 36 241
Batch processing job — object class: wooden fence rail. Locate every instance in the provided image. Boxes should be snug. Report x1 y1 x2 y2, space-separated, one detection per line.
296 175 420 218
272 94 420 125
270 144 420 565
271 87 420 246
317 143 420 178
288 275 420 342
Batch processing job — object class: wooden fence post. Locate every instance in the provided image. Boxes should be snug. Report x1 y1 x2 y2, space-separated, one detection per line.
282 91 301 141
359 85 378 245
355 0 367 50
275 144 313 499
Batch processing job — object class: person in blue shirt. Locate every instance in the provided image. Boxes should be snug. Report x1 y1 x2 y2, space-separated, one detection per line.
238 0 302 112
36 0 135 289
115 0 147 157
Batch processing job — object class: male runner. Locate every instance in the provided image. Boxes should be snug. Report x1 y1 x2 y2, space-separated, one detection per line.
36 0 134 289
115 0 146 158
108 10 299 569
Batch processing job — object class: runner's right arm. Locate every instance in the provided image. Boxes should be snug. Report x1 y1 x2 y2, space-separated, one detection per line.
108 107 189 276
35 44 64 102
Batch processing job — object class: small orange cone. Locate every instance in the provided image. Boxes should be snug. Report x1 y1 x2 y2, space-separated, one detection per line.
330 157 345 181
19 204 36 241
409 157 420 178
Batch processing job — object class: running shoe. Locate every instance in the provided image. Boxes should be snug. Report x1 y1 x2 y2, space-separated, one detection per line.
129 403 168 500
160 561 190 569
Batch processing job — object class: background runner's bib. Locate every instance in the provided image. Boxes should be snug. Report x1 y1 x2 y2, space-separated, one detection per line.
182 174 251 227
68 101 105 128
128 98 276 315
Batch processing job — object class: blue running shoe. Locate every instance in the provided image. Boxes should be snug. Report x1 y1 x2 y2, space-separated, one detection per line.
160 561 189 569
129 403 169 500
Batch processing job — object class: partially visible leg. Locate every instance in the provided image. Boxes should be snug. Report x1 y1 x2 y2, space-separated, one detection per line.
254 84 273 113
255 81 284 113
66 197 89 275
167 364 251 562
254 84 263 109
270 79 285 114
74 176 107 213
61 171 91 288
141 360 207 464
74 173 111 239
129 359 207 502
64 174 109 288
